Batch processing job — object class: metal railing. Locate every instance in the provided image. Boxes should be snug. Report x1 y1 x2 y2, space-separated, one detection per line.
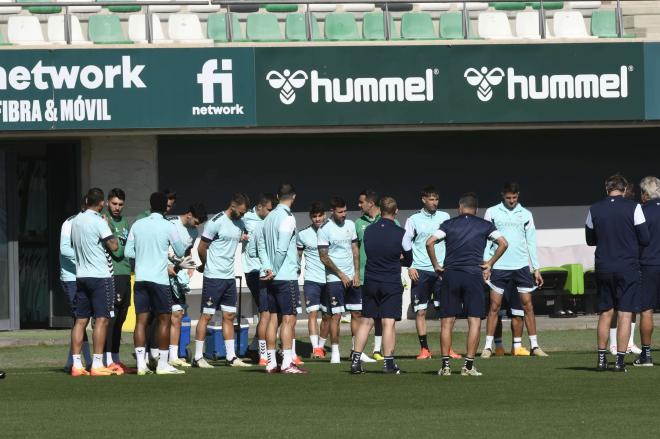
211 0 629 41
0 0 638 44
5 1 208 43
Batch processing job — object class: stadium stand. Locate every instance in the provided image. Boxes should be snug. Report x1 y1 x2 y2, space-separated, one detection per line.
0 0 656 45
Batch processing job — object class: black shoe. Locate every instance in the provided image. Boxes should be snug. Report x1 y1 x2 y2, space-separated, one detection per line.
383 364 402 375
0 371 5 379
633 356 654 367
350 362 365 375
596 360 608 371
613 364 627 373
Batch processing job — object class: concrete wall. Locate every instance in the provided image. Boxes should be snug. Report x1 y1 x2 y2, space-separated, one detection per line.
80 135 158 220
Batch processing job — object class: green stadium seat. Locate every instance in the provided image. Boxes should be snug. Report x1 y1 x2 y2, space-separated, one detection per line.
18 0 61 14
324 12 361 41
493 2 527 10
103 0 142 13
88 14 133 44
591 9 634 38
530 2 564 10
265 4 298 13
247 13 283 41
207 13 245 42
440 11 480 39
285 13 322 41
362 11 398 40
400 12 436 40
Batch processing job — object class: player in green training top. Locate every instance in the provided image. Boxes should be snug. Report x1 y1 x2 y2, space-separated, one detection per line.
102 188 134 374
355 189 386 362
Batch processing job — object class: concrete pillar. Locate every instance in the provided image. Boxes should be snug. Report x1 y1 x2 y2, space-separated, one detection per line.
80 135 158 220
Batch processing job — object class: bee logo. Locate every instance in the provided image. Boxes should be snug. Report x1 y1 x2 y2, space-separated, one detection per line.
266 69 309 105
464 67 505 102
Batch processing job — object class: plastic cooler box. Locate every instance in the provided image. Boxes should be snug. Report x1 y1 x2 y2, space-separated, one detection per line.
178 314 191 358
204 324 249 360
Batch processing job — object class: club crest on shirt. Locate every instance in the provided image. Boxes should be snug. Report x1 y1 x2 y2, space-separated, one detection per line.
206 299 213 307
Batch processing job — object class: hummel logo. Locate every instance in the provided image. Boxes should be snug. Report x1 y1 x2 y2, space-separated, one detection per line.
266 69 308 105
464 67 505 102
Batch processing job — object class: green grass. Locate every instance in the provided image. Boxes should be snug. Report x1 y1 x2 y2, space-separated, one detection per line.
1 329 659 438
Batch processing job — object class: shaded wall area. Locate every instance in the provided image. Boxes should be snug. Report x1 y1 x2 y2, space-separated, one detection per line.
159 127 660 214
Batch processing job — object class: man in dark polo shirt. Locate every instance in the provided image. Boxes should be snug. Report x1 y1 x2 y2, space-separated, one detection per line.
350 196 412 375
586 174 650 372
426 193 508 377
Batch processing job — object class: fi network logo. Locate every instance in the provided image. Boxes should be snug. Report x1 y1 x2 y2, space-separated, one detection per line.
193 59 244 116
266 69 308 104
464 67 504 102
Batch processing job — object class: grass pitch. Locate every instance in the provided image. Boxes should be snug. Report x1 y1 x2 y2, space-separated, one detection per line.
1 329 659 438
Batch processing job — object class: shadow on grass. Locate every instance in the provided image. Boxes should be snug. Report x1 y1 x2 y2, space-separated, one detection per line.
556 366 607 373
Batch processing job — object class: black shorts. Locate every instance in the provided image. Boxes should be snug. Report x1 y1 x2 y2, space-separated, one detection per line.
201 277 237 315
362 280 403 320
439 270 486 319
134 281 172 315
266 280 299 316
75 277 115 319
411 270 442 312
246 271 269 314
596 270 641 313
487 268 537 294
303 281 325 313
61 281 77 316
640 267 660 311
114 274 131 310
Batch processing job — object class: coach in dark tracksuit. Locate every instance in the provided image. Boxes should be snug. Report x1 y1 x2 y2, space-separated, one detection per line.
586 174 650 372
350 196 412 375
425 193 508 377
636 176 660 367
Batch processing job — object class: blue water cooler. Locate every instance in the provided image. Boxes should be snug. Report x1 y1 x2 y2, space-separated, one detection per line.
178 314 191 358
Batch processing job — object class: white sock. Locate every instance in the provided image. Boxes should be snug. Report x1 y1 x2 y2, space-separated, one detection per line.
267 349 277 370
112 352 120 364
157 350 169 370
609 328 617 347
249 335 259 350
513 337 522 349
292 339 297 358
282 349 293 369
258 340 267 360
92 354 104 369
65 346 74 369
81 341 92 365
352 336 355 351
169 345 178 361
225 340 236 361
331 343 340 362
373 336 382 353
319 337 327 349
72 354 83 369
629 323 636 346
105 352 113 365
135 348 146 370
194 340 205 360
150 348 159 360
529 335 539 349
310 335 319 349
484 335 494 350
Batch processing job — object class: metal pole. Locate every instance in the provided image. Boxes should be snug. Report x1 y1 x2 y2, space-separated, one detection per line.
145 5 153 43
539 0 545 39
384 2 390 40
615 0 623 38
64 6 72 44
226 4 233 42
305 3 312 41
462 0 468 39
